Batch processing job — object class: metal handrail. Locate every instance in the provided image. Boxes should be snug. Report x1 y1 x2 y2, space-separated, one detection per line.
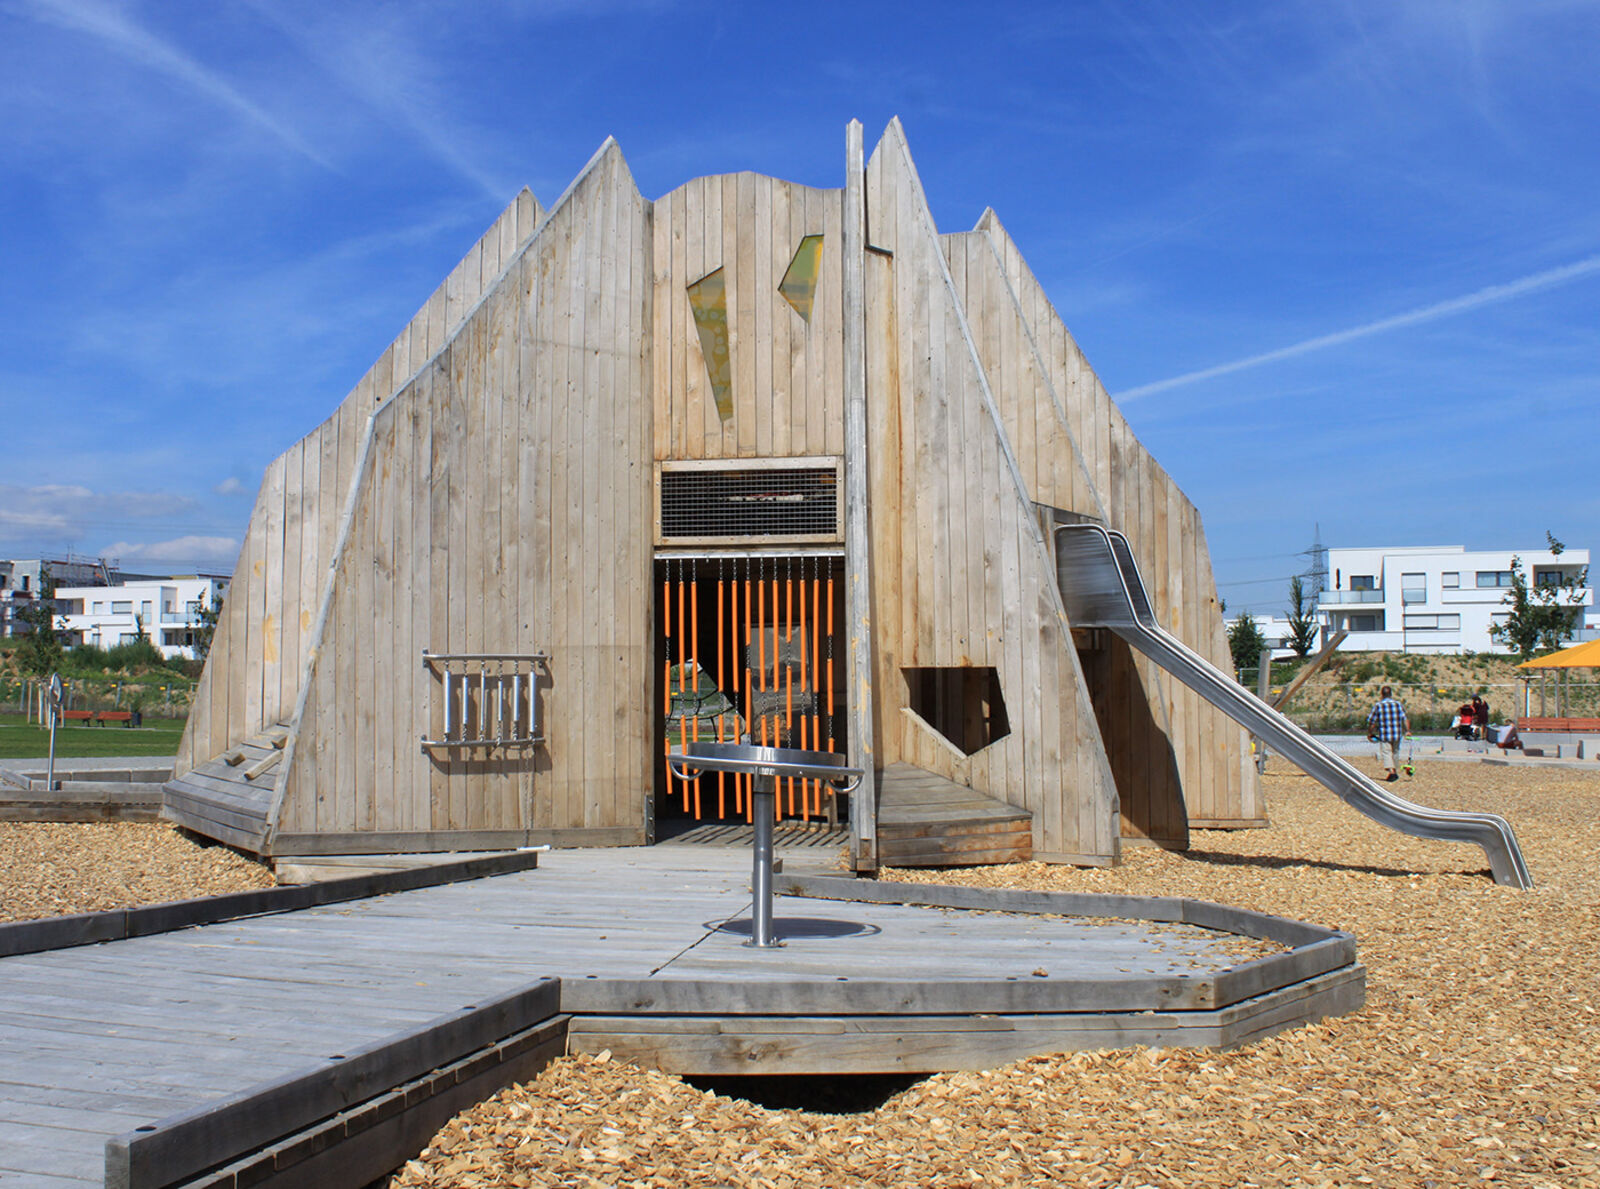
666 741 864 794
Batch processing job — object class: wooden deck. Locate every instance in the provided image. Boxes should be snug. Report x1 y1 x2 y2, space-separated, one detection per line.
0 846 1362 1188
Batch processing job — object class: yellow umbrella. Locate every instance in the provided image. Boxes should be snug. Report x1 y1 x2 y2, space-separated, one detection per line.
1518 638 1600 669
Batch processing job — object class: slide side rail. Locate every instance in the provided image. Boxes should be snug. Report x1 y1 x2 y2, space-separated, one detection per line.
1053 524 1531 889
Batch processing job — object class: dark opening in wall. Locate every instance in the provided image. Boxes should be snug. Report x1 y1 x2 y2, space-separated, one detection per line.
902 666 1010 755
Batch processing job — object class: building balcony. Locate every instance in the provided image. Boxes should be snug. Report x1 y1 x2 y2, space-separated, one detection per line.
1318 590 1385 605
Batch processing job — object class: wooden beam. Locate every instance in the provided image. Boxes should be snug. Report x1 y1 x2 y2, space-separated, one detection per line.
1270 629 1349 711
842 119 878 874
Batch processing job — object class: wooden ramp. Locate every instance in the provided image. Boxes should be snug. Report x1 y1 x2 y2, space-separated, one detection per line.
877 762 1032 867
0 848 1362 1188
162 726 288 853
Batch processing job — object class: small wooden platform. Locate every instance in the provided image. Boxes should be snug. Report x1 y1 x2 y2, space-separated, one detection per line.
0 847 1361 1188
877 762 1033 866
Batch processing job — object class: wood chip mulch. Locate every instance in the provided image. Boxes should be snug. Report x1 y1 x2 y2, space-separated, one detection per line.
0 821 274 921
389 761 1600 1188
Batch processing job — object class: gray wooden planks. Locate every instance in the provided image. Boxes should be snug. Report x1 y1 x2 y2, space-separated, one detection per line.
0 849 1357 1187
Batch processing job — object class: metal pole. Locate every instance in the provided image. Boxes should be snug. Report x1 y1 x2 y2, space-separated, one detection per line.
46 674 61 792
748 772 778 948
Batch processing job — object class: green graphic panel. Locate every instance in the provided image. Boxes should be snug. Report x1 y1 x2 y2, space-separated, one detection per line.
779 234 824 322
687 268 733 421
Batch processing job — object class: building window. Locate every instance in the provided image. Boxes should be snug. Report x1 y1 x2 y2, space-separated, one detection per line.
1350 575 1376 590
1348 613 1382 632
1402 573 1426 603
1534 567 1578 588
1404 614 1461 631
1442 572 1459 589
1476 571 1513 588
111 601 133 614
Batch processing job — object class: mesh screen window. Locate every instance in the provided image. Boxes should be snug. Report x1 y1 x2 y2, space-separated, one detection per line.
660 466 839 541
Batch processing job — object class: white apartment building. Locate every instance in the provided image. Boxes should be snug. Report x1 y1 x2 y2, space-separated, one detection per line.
55 575 229 659
1316 545 1592 654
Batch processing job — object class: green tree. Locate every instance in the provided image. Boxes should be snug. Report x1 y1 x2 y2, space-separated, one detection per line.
14 599 62 675
1228 611 1267 678
192 590 223 663
1285 575 1319 658
1490 534 1589 660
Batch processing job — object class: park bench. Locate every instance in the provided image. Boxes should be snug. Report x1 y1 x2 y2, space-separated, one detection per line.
56 709 136 727
1517 716 1600 733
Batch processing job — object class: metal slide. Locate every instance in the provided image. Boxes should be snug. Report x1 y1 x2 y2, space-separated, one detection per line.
1053 523 1532 888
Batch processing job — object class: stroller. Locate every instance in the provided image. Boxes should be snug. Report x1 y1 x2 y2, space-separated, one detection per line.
1452 703 1476 741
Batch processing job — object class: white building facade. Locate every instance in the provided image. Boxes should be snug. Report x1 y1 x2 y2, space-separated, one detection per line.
55 576 229 659
1317 545 1591 654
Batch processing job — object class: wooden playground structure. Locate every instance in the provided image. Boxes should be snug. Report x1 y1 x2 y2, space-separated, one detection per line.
166 119 1263 870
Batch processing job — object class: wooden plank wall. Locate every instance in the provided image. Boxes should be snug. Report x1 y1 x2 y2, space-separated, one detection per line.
974 210 1262 828
176 189 544 780
863 120 1121 864
942 229 1185 847
651 175 845 465
276 143 652 849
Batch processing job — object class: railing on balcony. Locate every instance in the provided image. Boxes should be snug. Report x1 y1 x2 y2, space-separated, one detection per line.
1319 589 1385 605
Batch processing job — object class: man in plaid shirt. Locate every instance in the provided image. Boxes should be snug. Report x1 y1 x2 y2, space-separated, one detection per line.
1366 684 1410 782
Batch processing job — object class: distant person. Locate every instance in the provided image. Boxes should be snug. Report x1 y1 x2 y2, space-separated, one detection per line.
1366 685 1410 782
1471 695 1490 742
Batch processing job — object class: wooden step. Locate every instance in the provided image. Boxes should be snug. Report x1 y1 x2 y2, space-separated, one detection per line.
876 762 1032 868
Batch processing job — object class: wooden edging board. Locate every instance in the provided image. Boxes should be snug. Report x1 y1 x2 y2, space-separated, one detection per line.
0 849 542 959
566 965 1367 1075
771 873 1358 1010
104 980 564 1189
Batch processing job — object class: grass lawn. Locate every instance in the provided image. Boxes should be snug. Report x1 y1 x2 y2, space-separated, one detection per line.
0 712 185 760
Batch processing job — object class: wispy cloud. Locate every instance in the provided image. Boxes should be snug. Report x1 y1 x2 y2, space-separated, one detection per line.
211 477 249 497
0 483 209 550
18 0 332 168
1119 251 1600 401
241 2 508 199
104 536 240 569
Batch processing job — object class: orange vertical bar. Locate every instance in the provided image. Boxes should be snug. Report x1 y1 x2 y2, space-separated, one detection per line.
716 575 726 818
662 574 673 800
826 574 835 750
756 574 766 697
678 575 689 814
743 573 753 817
812 571 822 816
689 578 701 820
800 713 812 820
744 663 755 821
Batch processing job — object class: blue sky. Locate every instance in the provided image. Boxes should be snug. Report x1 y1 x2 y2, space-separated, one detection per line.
2 0 1596 615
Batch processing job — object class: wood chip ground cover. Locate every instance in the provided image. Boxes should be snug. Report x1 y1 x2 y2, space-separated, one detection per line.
0 821 273 921
389 763 1600 1188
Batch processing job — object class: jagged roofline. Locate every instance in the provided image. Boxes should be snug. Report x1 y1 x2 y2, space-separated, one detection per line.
173 183 545 777
270 137 641 843
963 207 1109 524
371 137 634 418
866 117 1075 620
968 205 1205 520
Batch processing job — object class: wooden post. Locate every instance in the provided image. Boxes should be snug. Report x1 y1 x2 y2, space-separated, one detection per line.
842 119 878 874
